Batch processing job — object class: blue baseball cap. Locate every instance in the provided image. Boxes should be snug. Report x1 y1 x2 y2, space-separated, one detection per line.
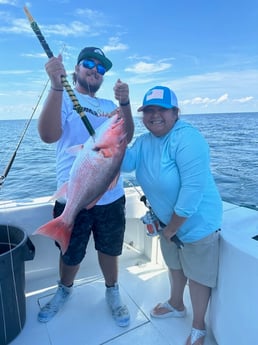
138 86 178 112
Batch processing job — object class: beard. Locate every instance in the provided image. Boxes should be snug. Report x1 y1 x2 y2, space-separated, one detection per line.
76 73 102 94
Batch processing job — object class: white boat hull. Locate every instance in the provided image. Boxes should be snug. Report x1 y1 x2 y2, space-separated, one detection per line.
0 187 257 345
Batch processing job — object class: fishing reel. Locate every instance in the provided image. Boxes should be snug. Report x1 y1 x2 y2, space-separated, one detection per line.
140 195 184 248
140 196 162 237
140 209 162 237
0 175 5 186
126 181 184 247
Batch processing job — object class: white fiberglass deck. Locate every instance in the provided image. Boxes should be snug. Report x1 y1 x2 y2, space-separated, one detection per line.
10 239 217 345
1 188 258 344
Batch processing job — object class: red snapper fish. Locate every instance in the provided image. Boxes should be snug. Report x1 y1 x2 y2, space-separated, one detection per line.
34 113 127 254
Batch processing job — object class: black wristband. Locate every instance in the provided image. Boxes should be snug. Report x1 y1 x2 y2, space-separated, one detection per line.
119 100 130 106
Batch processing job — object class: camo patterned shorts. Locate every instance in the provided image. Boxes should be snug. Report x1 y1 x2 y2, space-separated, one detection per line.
53 196 126 266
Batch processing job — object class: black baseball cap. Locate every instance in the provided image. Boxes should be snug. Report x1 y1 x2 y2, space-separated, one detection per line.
77 47 112 71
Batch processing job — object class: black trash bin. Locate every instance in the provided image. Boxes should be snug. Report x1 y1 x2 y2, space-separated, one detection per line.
0 225 35 345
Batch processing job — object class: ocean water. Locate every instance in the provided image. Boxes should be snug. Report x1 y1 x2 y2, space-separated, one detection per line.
0 113 257 209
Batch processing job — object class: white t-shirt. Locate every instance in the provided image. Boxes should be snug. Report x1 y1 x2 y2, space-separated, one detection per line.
55 90 124 205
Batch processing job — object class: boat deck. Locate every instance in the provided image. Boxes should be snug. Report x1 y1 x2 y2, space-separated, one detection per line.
2 188 258 344
10 238 217 345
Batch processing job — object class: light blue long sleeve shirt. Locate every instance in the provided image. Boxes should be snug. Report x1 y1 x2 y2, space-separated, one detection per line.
122 119 222 243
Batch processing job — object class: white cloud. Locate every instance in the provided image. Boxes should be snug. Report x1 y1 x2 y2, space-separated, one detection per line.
181 93 228 106
0 69 32 75
103 37 128 52
233 96 254 103
0 0 17 5
21 52 46 58
0 19 97 36
43 22 91 36
182 96 215 105
125 61 171 73
75 8 104 19
0 18 31 33
216 93 228 103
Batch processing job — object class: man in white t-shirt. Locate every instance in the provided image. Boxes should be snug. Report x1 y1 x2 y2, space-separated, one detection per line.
37 47 134 327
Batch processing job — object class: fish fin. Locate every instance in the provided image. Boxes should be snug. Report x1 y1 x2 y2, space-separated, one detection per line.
92 145 113 158
50 182 68 201
106 173 120 190
33 216 72 254
85 174 120 210
101 148 114 157
97 135 127 158
66 144 84 156
86 197 101 210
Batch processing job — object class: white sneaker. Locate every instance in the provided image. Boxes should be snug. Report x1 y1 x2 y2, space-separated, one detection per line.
38 281 73 323
105 283 130 327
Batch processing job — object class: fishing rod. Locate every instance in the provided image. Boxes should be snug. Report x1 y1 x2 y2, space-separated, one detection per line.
0 79 50 187
23 6 95 138
126 180 184 248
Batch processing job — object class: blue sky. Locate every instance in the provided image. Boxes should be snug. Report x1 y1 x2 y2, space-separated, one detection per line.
1 0 258 119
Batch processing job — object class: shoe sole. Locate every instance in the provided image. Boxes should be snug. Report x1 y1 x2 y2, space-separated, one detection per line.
150 310 186 319
115 318 130 327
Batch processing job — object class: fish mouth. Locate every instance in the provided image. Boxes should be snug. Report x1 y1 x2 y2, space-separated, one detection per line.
112 116 124 128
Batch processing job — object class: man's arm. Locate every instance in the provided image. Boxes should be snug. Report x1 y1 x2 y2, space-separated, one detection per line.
38 55 65 143
113 79 134 143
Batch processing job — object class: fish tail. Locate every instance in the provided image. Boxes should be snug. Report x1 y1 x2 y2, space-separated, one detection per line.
33 216 72 254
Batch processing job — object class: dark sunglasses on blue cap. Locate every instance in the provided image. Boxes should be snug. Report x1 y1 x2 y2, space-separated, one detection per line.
80 59 106 75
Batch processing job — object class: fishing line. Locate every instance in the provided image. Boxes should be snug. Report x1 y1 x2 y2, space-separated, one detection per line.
0 225 23 343
6 224 23 331
125 179 155 210
0 284 7 342
0 78 50 340
0 41 66 191
125 179 142 197
125 179 184 248
0 78 50 188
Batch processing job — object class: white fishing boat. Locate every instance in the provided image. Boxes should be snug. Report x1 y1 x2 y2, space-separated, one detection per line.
0 186 257 345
